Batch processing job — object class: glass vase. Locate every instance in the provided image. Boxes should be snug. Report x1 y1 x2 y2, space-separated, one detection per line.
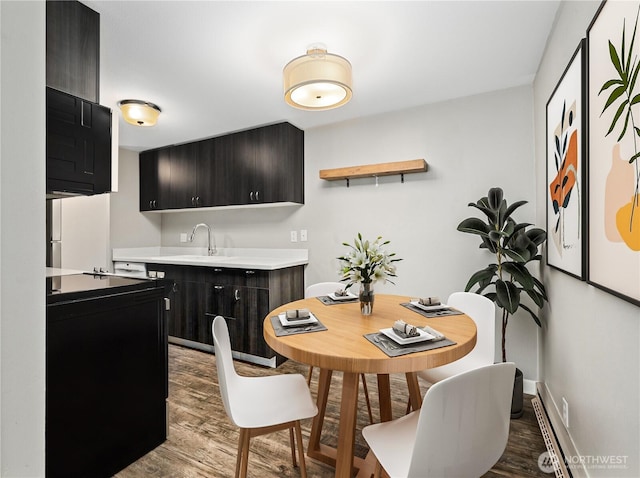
359 282 374 315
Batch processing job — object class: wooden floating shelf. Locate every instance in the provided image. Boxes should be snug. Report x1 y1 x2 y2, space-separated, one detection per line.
319 159 428 182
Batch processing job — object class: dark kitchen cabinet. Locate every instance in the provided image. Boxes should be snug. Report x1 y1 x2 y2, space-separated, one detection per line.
46 0 100 102
146 264 304 366
139 148 170 210
46 275 168 478
46 87 112 196
139 122 304 211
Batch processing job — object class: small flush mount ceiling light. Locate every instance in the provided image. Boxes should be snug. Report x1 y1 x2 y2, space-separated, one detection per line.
283 44 352 111
118 99 162 126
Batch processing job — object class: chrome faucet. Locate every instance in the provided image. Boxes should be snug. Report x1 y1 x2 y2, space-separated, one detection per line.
188 223 217 256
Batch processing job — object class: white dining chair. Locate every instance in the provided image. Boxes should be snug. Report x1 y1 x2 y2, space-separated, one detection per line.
417 291 496 387
211 316 318 478
304 282 374 424
363 362 516 478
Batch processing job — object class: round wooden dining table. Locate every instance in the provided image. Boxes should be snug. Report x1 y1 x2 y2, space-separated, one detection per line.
264 294 477 478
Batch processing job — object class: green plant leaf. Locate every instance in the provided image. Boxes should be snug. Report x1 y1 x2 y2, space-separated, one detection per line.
483 292 497 303
609 39 624 77
502 262 535 289
464 265 498 292
629 151 640 164
488 187 503 210
525 288 545 308
503 200 527 223
617 108 633 142
599 78 624 93
519 303 542 327
532 276 548 300
467 202 497 223
606 99 629 136
526 228 547 245
480 236 498 253
496 279 520 314
488 230 504 244
602 86 628 115
457 217 490 236
503 248 529 263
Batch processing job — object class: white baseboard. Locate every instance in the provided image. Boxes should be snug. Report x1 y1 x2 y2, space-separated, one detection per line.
537 382 588 478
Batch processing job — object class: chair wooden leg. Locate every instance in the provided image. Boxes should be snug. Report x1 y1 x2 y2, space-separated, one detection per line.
239 428 251 478
289 427 297 467
235 428 249 478
361 373 374 424
374 459 382 478
306 366 314 387
294 421 308 478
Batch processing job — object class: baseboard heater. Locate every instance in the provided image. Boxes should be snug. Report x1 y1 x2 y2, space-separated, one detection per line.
534 382 587 478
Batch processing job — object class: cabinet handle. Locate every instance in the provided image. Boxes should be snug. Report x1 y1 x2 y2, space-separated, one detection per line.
255 190 260 201
153 200 158 208
245 270 255 275
191 196 196 206
249 191 254 201
213 268 223 272
234 289 240 301
149 200 153 209
214 285 224 290
196 196 200 206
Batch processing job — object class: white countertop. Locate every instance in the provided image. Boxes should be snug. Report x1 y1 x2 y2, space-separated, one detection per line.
112 247 308 271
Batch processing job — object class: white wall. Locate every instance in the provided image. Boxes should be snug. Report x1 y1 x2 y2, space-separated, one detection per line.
158 85 541 378
109 148 161 251
0 1 46 475
534 1 640 476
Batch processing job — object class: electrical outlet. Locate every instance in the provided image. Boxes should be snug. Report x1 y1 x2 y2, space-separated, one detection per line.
290 230 298 242
300 229 308 242
562 397 569 428
180 233 188 243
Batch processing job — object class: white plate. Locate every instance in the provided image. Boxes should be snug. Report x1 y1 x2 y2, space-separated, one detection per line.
380 327 435 345
278 312 318 327
328 292 357 301
410 300 448 312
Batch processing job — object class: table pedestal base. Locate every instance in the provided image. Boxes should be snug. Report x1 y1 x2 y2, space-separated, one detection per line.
307 369 423 478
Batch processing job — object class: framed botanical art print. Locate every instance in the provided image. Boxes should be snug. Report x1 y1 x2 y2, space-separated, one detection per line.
546 39 586 280
588 0 640 306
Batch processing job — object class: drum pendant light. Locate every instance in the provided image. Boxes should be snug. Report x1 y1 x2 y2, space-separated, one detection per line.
118 99 162 126
283 45 352 111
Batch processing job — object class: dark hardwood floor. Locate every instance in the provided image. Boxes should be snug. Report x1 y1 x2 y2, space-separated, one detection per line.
116 344 548 477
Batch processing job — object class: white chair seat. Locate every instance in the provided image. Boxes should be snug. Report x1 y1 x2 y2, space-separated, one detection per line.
362 410 419 477
417 291 496 387
363 362 516 478
226 373 317 429
212 315 317 478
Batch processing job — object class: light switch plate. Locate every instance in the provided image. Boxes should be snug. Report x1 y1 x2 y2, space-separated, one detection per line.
290 230 298 242
300 229 308 242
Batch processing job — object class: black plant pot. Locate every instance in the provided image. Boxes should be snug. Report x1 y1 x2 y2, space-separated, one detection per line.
511 368 524 419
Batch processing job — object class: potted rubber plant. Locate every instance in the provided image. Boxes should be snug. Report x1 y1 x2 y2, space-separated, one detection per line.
457 187 548 418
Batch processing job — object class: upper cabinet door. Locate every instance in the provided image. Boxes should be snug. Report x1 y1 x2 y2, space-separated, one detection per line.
138 122 304 211
46 0 100 103
255 123 304 204
139 149 170 211
46 88 112 196
168 143 198 209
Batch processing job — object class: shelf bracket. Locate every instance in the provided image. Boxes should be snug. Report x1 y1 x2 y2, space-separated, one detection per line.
346 178 350 188
401 173 405 183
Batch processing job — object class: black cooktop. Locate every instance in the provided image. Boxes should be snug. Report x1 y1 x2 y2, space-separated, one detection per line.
46 273 156 303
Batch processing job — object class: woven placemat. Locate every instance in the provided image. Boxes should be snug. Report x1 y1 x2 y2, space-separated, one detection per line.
400 302 464 318
364 332 456 357
270 315 328 337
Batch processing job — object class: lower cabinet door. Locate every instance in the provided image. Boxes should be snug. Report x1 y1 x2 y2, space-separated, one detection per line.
206 284 245 351
231 286 271 358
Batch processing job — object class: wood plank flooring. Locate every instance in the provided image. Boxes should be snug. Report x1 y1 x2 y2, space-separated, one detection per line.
116 344 548 478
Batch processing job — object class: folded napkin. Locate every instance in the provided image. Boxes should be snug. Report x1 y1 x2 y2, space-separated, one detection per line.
393 320 420 338
285 308 311 321
333 288 348 297
419 296 441 306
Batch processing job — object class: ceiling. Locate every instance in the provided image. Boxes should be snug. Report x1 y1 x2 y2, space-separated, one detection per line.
85 0 560 152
